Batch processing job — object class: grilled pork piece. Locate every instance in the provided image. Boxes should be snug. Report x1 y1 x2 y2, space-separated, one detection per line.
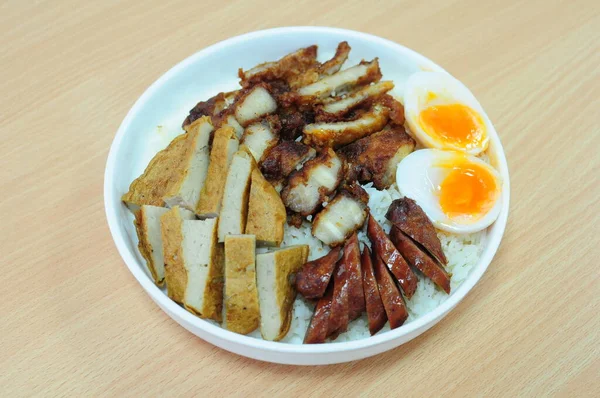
304 282 334 344
366 213 417 299
327 257 350 338
390 226 451 294
182 90 238 128
319 81 394 119
344 233 366 320
379 94 405 125
289 41 351 89
277 106 315 141
281 148 343 216
295 247 341 299
240 117 280 163
245 168 286 246
234 84 278 127
303 104 390 148
372 248 409 329
312 182 369 247
386 198 448 265
260 141 317 192
134 205 171 286
340 124 415 189
361 246 387 335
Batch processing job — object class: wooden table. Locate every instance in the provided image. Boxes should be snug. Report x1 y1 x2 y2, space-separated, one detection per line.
2 0 598 396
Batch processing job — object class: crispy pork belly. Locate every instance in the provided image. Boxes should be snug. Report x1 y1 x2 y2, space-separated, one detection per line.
361 246 387 335
182 90 238 128
344 233 366 320
277 106 315 141
224 235 259 334
289 41 351 89
161 207 223 321
320 81 394 118
304 282 334 344
134 205 171 286
297 59 382 102
303 104 390 148
327 257 350 338
340 124 415 189
312 183 369 247
218 149 256 242
372 248 409 329
295 246 341 299
234 84 278 127
245 168 286 246
281 148 343 216
390 226 451 294
256 245 309 341
367 212 417 299
379 94 405 125
260 141 316 192
386 198 448 265
163 117 213 211
240 118 280 162
196 126 239 218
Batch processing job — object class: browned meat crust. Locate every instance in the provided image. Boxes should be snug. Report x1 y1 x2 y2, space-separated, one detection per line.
289 41 351 89
327 257 350 338
379 94 405 125
386 198 448 265
344 233 365 320
390 227 451 294
304 282 334 344
295 247 342 300
260 141 316 189
366 213 417 299
361 246 387 335
372 249 408 329
277 106 315 141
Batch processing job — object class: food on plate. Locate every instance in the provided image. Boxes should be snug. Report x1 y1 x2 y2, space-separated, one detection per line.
196 125 240 217
245 168 286 246
218 148 256 242
234 84 278 127
290 41 351 89
312 182 369 246
295 246 341 299
403 71 490 154
240 116 280 162
327 256 350 338
343 233 366 320
304 283 334 344
281 148 343 216
183 90 238 129
224 234 259 334
340 124 415 189
372 248 409 329
134 205 170 286
361 246 387 335
259 141 317 192
256 245 309 341
160 206 223 321
367 212 417 298
319 80 394 118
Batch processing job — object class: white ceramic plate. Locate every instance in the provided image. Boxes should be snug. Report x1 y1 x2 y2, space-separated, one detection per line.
104 26 510 365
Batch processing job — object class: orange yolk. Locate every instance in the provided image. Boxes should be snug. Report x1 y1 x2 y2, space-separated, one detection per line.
419 103 486 150
438 161 497 218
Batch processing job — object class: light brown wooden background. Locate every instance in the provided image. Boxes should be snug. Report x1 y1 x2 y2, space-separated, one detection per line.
1 0 599 396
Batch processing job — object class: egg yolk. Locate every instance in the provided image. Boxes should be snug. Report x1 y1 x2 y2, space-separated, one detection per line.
438 161 497 219
419 103 486 150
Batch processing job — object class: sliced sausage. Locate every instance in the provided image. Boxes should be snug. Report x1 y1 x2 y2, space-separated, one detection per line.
372 249 408 329
361 246 387 335
295 247 341 299
344 233 365 320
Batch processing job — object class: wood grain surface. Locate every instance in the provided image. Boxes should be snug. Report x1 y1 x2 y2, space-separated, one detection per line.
1 0 599 396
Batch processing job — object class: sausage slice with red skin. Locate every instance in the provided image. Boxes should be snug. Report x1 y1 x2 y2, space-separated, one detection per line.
327 258 350 339
344 233 365 320
295 247 341 299
372 249 408 329
390 226 451 294
361 246 387 335
304 283 334 344
366 213 417 298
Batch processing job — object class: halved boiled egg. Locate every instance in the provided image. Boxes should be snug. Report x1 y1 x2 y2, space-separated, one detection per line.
404 72 490 155
396 149 502 233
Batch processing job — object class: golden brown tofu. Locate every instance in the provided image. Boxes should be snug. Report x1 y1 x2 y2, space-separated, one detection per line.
134 205 170 286
245 168 286 246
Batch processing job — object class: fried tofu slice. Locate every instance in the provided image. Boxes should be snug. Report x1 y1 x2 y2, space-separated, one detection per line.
312 183 369 247
224 235 259 334
196 126 240 218
218 149 256 242
295 246 341 299
163 117 213 210
361 246 387 335
281 148 343 216
134 205 170 286
340 124 416 189
289 41 351 89
240 118 280 162
320 81 394 118
256 245 309 341
259 141 316 192
234 84 278 127
303 104 390 148
245 168 286 246
160 207 223 321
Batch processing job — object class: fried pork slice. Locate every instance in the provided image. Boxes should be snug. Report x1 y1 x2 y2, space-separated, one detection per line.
366 213 417 299
372 248 408 329
295 246 341 299
239 45 318 87
327 257 350 338
379 94 405 125
386 198 448 265
340 124 416 189
281 148 343 215
361 246 387 335
289 41 351 89
234 84 278 127
304 282 334 344
256 245 309 341
182 90 238 128
218 149 256 242
312 183 369 247
260 141 316 192
245 168 286 246
320 81 394 118
303 104 390 148
134 205 170 286
344 233 366 320
224 235 259 334
277 106 315 141
161 207 223 321
390 226 451 294
240 118 280 162
163 117 213 210
196 126 239 218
